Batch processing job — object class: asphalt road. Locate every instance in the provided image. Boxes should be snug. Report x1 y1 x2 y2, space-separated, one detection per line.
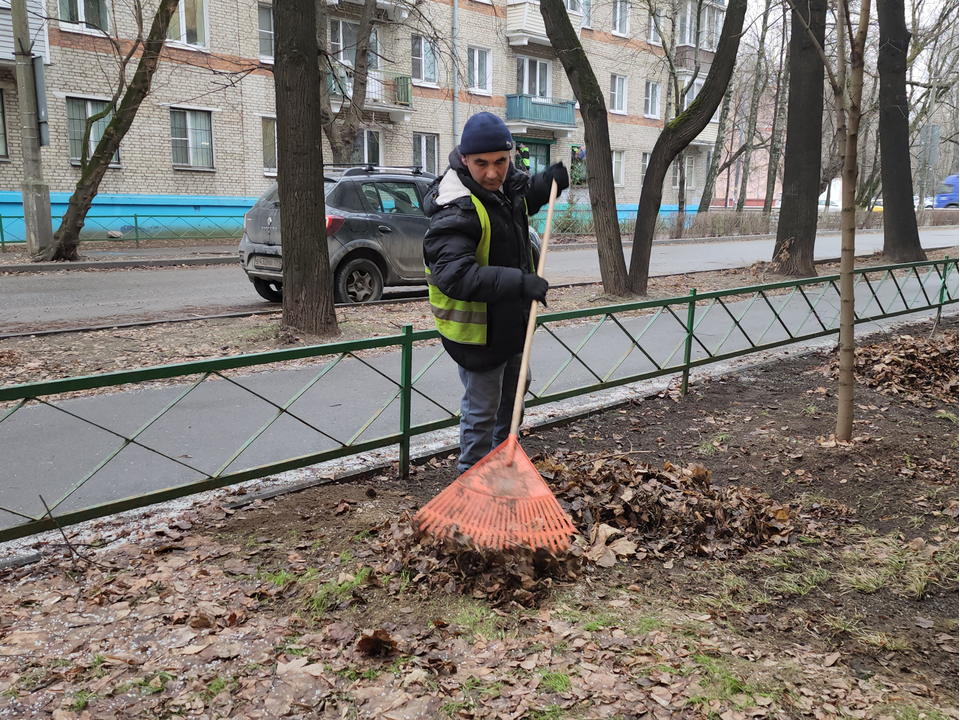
0 227 957 331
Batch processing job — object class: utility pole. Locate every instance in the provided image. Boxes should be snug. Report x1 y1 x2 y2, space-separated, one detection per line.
11 0 52 255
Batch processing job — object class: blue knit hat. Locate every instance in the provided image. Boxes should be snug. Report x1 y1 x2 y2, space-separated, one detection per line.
459 112 514 155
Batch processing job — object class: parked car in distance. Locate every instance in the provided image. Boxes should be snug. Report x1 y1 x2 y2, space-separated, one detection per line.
934 174 959 209
818 194 841 212
239 165 437 303
239 164 543 304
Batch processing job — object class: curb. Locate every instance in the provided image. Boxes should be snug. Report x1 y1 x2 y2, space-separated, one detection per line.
0 255 238 273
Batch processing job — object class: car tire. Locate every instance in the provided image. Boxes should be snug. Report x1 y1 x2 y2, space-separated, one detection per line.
335 257 384 303
253 277 283 303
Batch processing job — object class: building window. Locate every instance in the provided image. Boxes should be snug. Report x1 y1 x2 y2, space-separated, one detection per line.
527 142 550 175
411 35 438 84
678 0 696 46
581 0 591 26
672 156 695 189
353 129 381 164
67 97 119 164
331 20 379 68
683 78 704 111
612 0 629 35
612 150 624 186
258 4 274 59
647 10 662 44
168 0 207 47
467 46 491 93
262 117 277 174
609 74 627 114
516 56 551 98
59 0 108 30
701 5 723 51
414 132 438 174
643 81 660 118
640 152 649 184
170 108 213 168
0 92 8 159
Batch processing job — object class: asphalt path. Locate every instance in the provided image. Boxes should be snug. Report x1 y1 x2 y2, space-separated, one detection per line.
1 227 956 331
1 268 955 533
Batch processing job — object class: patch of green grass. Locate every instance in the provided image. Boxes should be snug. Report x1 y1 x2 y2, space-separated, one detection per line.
857 631 910 652
527 705 565 720
887 705 949 720
306 567 371 616
1 688 18 699
696 432 731 457
340 549 355 563
440 699 476 717
583 612 620 631
802 403 819 416
262 568 296 586
820 613 863 636
352 529 374 541
67 689 95 712
48 657 73 668
765 568 831 597
539 671 572 694
454 603 499 641
203 674 235 700
935 410 958 423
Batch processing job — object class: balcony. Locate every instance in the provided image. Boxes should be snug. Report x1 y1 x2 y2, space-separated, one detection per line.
326 0 411 22
326 64 413 122
505 94 577 138
505 0 583 47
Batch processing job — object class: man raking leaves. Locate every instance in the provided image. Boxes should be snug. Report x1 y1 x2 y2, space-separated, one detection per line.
415 112 575 552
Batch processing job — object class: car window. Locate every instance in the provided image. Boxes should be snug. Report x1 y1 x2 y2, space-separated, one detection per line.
329 183 366 213
361 183 383 212
362 181 424 216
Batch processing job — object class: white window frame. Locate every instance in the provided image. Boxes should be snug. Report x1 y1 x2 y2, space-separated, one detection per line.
580 0 592 27
355 128 382 165
258 3 274 62
58 0 109 33
467 46 492 94
167 0 209 49
170 107 215 170
66 95 120 166
640 152 649 184
647 9 662 44
643 80 660 119
411 34 439 85
682 77 704 111
685 154 696 189
612 0 630 35
677 0 696 47
516 55 552 99
262 115 277 176
413 132 439 175
700 4 723 51
672 156 695 189
609 74 627 114
612 150 625 186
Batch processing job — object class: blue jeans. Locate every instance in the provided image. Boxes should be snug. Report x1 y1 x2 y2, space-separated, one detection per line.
457 354 530 474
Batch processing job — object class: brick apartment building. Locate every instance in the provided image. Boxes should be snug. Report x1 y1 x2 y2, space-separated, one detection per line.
0 0 724 219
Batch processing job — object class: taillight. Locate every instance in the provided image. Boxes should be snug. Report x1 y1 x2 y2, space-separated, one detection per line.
326 215 345 235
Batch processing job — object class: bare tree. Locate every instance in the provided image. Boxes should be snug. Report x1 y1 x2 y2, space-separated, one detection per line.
540 0 629 296
762 10 790 215
39 0 179 261
697 80 734 214
735 0 774 213
275 0 337 335
628 0 748 294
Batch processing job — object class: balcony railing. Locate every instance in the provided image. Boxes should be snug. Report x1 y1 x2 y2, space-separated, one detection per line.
326 65 412 107
506 94 577 127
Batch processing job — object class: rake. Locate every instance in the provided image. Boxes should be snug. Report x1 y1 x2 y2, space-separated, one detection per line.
414 179 576 553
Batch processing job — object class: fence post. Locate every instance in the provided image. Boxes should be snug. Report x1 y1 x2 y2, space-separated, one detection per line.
133 214 140 248
681 288 697 395
0 213 5 253
936 255 950 325
399 324 413 479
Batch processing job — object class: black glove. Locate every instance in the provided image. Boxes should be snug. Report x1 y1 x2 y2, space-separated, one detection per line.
548 162 570 192
520 273 549 304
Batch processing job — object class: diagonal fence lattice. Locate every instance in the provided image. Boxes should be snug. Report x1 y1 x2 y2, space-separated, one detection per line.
0 258 956 542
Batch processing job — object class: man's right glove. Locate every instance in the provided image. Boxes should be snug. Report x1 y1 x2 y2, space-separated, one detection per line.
521 273 549 304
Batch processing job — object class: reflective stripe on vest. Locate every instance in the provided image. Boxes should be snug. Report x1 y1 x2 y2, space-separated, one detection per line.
426 195 491 345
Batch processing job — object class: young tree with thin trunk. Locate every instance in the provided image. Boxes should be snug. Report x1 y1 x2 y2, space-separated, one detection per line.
878 0 926 261
735 0 774 213
771 0 828 276
39 0 179 261
698 81 734 214
628 0 748 294
539 0 629 297
763 13 789 215
275 0 338 336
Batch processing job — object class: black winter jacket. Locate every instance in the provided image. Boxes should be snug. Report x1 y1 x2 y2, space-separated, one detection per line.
423 149 553 372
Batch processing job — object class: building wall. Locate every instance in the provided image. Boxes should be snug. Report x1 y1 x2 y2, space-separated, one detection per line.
0 0 722 213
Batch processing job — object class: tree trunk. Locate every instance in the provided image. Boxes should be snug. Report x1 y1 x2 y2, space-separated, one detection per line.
736 0 773 213
836 0 871 441
763 15 789 215
772 0 827 276
540 0 629 296
628 0 748 294
40 0 179 261
672 151 686 239
698 82 734 214
878 0 926 261
275 0 338 336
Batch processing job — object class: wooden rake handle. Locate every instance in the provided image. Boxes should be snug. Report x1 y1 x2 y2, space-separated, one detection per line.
506 179 559 463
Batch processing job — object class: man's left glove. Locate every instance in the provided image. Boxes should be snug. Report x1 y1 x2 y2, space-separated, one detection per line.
548 162 570 192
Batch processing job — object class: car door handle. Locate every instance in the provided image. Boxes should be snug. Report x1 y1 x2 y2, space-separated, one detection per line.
378 225 392 233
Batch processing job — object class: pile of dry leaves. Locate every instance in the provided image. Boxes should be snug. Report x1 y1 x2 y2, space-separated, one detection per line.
371 455 843 607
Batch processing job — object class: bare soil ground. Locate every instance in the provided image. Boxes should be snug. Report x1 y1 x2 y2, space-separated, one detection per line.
0 318 956 720
1 249 953 387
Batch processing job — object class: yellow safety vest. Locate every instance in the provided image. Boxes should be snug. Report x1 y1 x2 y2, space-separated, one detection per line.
426 195 491 345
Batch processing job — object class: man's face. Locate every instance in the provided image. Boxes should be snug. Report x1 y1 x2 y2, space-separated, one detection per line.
462 151 511 192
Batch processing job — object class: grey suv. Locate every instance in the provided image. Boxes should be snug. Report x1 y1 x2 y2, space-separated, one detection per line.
239 165 437 303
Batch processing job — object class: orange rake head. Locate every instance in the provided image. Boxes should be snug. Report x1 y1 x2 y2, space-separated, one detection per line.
414 435 576 553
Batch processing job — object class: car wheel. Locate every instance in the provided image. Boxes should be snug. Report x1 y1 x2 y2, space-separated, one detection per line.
335 258 384 303
253 277 283 303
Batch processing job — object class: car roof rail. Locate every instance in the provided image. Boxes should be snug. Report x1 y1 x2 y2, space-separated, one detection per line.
339 164 435 178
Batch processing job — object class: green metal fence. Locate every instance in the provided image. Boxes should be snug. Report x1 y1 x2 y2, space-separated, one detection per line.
0 258 956 542
0 214 244 250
